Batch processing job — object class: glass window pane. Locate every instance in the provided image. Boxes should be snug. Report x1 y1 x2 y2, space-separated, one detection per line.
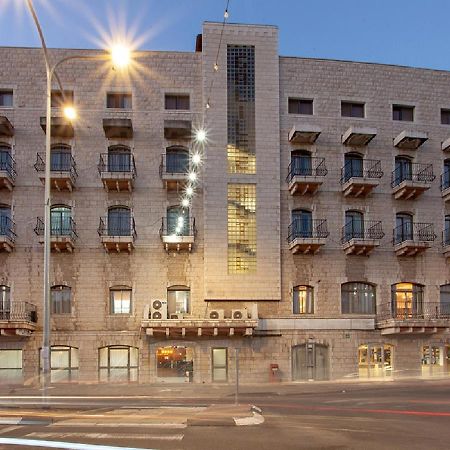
51 349 69 368
213 348 227 366
130 347 139 366
99 368 109 382
213 368 227 382
110 348 129 367
99 347 108 368
0 350 22 369
109 368 129 381
71 348 79 368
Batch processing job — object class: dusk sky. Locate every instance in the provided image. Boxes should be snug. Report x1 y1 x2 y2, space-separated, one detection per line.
0 0 448 70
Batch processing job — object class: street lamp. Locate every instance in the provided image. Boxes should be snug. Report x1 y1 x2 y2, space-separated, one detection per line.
25 0 131 399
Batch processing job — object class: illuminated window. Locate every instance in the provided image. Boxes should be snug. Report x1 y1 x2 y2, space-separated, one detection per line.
227 45 256 174
109 286 132 314
293 286 314 314
391 283 423 318
341 282 376 314
227 184 256 273
167 286 190 315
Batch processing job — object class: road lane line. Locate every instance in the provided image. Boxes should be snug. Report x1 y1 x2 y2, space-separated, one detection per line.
26 432 184 441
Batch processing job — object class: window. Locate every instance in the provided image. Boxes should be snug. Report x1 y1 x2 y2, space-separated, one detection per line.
290 150 312 176
0 285 11 318
99 345 138 382
288 98 313 115
291 209 313 238
0 90 13 107
440 284 450 315
166 206 190 236
393 156 412 186
51 285 71 314
341 282 376 314
344 210 364 241
110 286 132 314
51 90 74 108
0 205 11 237
341 102 365 118
393 105 414 121
0 349 22 383
50 206 72 236
212 348 228 382
0 145 12 171
50 145 72 171
441 109 450 125
293 286 314 314
167 286 190 315
107 207 131 236
165 146 189 173
165 94 190 110
395 213 413 244
343 153 364 182
443 160 450 190
106 92 132 109
107 145 131 172
445 216 450 246
391 283 424 318
50 346 78 382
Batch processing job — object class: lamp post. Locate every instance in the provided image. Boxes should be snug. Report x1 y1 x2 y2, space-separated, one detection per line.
25 0 130 400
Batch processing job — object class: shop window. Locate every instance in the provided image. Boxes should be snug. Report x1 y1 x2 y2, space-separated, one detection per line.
99 345 138 382
0 349 22 383
212 348 228 382
358 344 393 378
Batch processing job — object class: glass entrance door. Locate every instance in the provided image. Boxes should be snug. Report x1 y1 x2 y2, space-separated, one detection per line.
358 344 393 378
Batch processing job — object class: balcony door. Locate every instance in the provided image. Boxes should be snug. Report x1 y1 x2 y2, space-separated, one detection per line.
50 145 71 171
0 145 11 171
445 215 450 246
394 156 412 185
0 285 10 318
344 153 363 181
391 283 424 318
167 206 189 235
50 206 71 236
345 210 364 240
291 150 312 176
108 207 131 236
395 213 413 243
292 209 312 238
0 205 11 236
166 146 189 174
108 146 131 172
444 160 450 190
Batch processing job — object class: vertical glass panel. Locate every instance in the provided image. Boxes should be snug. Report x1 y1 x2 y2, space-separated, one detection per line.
110 348 129 366
99 347 108 368
0 349 22 368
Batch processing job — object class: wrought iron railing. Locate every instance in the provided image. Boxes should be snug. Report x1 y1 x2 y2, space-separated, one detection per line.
393 222 435 245
287 219 329 242
34 217 78 240
341 220 384 243
391 163 435 188
34 152 78 179
286 157 327 183
340 159 383 184
0 151 17 180
0 216 17 241
98 153 136 176
98 216 137 238
440 169 450 191
377 302 450 321
0 301 37 322
160 217 196 237
160 152 190 176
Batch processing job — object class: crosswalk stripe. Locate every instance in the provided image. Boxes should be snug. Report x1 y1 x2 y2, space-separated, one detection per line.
26 431 184 441
52 421 187 428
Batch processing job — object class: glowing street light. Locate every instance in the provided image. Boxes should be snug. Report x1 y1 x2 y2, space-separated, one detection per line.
192 153 202 165
63 105 77 121
111 43 131 70
188 172 197 182
181 198 190 208
186 186 194 197
195 128 207 143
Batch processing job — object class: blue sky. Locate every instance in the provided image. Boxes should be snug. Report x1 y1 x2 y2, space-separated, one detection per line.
0 0 449 70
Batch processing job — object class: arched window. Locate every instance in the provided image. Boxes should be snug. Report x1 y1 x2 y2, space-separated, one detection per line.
98 345 138 382
343 152 363 182
291 150 312 177
0 285 11 317
51 285 71 314
341 282 376 314
395 212 413 244
393 156 412 186
167 205 190 236
293 285 314 314
391 283 424 318
291 209 313 238
50 144 72 172
440 284 450 316
109 285 132 314
50 346 78 383
445 215 450 246
166 146 189 173
107 145 131 172
0 204 11 237
167 285 190 315
50 205 72 236
108 206 131 236
344 210 364 240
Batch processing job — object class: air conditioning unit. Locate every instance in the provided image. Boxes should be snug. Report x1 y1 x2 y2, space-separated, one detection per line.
150 299 167 319
231 309 247 320
170 313 184 320
209 309 225 320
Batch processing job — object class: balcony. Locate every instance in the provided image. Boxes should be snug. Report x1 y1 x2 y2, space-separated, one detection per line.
288 219 329 254
376 302 450 335
102 118 133 139
288 124 321 144
160 153 189 191
40 116 74 138
160 217 196 252
341 221 384 256
442 137 450 152
393 223 435 256
164 120 191 140
35 217 78 252
98 216 136 253
0 116 14 137
98 153 136 192
0 302 37 337
286 158 327 195
34 153 78 191
441 171 450 202
391 163 435 200
0 152 16 191
0 217 16 252
342 126 377 146
341 159 383 197
393 130 428 150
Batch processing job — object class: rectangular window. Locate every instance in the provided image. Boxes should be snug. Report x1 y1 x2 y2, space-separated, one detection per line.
110 288 132 314
50 346 79 383
0 90 13 107
228 184 256 274
393 104 414 121
227 45 256 174
293 286 314 314
212 348 228 382
0 349 22 384
51 287 71 314
341 101 365 118
288 98 313 115
51 90 74 108
167 289 190 315
165 94 190 110
106 92 132 109
441 109 450 125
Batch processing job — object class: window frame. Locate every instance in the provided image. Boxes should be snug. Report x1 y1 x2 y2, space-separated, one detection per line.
288 97 314 115
293 285 314 314
0 90 13 108
109 286 132 315
164 94 190 111
49 345 79 383
106 92 132 110
392 104 414 122
0 349 23 384
211 347 228 382
341 282 376 315
441 109 450 125
98 345 139 382
341 101 365 118
167 286 191 315
51 285 72 315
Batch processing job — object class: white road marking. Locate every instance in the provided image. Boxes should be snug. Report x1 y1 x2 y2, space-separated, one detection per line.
27 431 184 441
52 421 187 428
0 425 21 434
234 412 265 426
0 418 21 425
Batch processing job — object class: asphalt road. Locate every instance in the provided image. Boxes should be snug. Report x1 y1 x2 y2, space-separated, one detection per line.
1 380 450 449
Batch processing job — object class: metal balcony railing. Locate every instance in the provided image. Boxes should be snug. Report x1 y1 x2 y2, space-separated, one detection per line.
98 153 136 176
393 222 436 245
391 163 435 188
34 217 78 240
340 159 383 184
0 216 17 242
286 157 327 183
34 152 78 178
377 302 450 321
160 217 196 237
0 301 37 322
159 152 190 176
287 219 329 243
341 220 384 243
98 216 137 238
0 151 17 180
440 169 450 191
